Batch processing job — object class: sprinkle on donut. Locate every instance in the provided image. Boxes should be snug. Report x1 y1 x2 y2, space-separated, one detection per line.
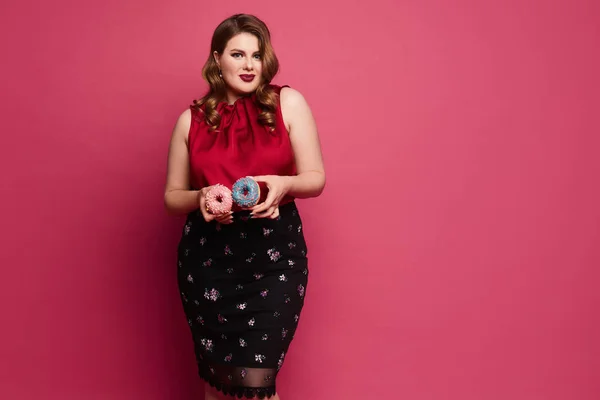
205 184 233 214
232 177 261 208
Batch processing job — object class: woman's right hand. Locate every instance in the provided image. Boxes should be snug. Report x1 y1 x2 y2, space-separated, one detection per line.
199 186 234 224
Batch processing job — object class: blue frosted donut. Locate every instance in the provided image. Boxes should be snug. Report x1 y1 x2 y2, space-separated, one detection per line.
232 177 260 208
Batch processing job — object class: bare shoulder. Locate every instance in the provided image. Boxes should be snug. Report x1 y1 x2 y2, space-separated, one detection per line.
280 86 309 110
279 87 313 132
173 107 192 142
175 108 192 131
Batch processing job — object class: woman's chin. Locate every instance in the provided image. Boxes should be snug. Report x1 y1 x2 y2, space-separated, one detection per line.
230 81 261 95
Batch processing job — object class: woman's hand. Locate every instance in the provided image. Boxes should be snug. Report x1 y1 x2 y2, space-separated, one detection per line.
198 186 234 224
249 175 292 219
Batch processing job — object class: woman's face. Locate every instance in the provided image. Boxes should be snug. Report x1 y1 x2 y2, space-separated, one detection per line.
215 32 263 102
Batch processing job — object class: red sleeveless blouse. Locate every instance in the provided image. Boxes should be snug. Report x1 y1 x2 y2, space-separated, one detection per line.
188 84 296 209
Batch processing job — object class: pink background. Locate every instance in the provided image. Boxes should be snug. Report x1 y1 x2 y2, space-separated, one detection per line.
1 0 599 399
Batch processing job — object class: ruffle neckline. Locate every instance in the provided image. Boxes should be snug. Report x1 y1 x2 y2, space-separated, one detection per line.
217 93 255 111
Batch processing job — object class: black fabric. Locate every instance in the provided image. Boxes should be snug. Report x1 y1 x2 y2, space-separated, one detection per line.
177 201 309 398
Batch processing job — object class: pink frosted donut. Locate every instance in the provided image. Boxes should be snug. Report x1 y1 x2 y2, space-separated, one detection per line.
205 184 233 215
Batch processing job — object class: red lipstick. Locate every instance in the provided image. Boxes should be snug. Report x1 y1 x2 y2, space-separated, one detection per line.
240 74 255 82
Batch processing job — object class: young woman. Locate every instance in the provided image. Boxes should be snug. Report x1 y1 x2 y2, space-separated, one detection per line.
164 13 325 400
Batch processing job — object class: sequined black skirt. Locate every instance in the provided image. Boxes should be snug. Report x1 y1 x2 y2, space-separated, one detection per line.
177 201 308 398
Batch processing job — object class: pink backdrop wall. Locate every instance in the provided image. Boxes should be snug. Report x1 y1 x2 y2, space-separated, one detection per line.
1 0 599 399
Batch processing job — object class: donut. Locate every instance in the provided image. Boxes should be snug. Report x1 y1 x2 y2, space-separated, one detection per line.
232 176 260 208
205 184 233 214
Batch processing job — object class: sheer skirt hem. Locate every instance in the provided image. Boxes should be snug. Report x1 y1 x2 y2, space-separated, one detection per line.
200 370 277 399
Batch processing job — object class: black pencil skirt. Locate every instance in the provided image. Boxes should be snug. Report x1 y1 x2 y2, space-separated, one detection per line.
177 201 309 398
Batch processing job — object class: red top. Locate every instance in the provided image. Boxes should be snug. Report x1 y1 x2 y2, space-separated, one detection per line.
188 84 296 209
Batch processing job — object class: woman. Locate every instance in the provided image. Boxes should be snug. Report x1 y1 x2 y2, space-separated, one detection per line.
164 14 325 400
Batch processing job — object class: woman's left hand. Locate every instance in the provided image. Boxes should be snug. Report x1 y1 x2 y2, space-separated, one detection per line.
249 175 291 219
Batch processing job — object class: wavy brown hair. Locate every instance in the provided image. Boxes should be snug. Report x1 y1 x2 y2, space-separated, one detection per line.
192 14 280 131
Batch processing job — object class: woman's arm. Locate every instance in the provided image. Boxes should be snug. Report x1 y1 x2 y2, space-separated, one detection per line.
280 87 326 198
163 109 201 215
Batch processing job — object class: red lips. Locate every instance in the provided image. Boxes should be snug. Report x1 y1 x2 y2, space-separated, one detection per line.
239 74 255 82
